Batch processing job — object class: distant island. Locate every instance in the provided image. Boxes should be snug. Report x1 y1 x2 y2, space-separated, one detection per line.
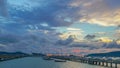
0 52 30 61
86 51 120 57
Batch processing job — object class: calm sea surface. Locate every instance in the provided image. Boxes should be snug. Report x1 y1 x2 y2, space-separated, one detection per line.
0 57 118 68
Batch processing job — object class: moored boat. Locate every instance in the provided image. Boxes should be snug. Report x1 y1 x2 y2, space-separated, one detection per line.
54 59 66 62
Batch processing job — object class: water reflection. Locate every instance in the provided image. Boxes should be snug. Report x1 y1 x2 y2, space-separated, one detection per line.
58 61 107 68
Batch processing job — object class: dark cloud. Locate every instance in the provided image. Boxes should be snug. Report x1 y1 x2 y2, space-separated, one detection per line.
0 22 28 35
69 43 99 49
3 4 79 34
5 0 120 30
117 25 120 29
105 0 120 9
84 34 96 40
3 0 120 28
8 0 80 27
0 0 8 17
56 35 74 45
0 34 20 44
0 30 60 53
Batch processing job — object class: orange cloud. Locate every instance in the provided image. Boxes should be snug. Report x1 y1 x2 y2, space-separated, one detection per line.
72 48 89 53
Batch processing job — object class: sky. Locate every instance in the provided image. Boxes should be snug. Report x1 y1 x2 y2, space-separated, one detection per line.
0 0 120 55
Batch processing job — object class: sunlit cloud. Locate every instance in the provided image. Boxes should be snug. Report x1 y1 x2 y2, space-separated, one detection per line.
98 37 113 43
116 40 120 44
59 31 83 40
70 0 120 26
58 28 84 40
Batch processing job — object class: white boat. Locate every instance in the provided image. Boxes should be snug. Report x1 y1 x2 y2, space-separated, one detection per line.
54 59 66 62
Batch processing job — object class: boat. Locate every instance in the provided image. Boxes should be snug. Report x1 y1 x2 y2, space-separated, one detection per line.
43 56 52 60
54 59 66 62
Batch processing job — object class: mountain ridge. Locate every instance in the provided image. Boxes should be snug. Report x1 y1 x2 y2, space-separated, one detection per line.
86 51 120 57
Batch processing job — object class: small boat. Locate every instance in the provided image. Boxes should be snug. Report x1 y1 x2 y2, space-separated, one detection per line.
43 56 52 60
54 59 66 62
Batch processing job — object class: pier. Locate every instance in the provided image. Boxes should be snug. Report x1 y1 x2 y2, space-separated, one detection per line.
71 57 120 68
49 55 120 68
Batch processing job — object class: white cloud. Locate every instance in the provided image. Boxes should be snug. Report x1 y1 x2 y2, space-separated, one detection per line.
8 0 45 11
66 28 81 31
59 28 84 40
40 23 49 27
95 32 106 35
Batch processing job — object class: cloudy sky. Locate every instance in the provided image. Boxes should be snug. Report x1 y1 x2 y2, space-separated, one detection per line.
0 0 120 55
